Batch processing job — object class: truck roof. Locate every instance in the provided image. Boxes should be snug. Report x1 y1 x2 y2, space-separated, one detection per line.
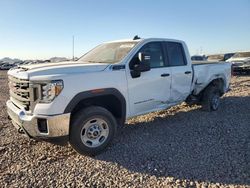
105 38 185 44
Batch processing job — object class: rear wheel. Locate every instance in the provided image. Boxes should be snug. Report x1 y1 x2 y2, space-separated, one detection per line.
69 106 117 155
201 85 221 111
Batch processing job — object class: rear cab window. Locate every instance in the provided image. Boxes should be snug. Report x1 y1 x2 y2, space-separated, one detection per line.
164 42 187 66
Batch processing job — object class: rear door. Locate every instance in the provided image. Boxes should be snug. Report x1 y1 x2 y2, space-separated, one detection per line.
164 42 193 103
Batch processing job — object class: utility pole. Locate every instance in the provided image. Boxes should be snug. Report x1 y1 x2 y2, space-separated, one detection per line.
72 35 75 61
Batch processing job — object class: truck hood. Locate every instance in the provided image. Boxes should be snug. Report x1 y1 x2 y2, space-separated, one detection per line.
8 61 109 79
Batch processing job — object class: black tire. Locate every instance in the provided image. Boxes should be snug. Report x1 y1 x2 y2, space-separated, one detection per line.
69 106 117 156
201 85 221 112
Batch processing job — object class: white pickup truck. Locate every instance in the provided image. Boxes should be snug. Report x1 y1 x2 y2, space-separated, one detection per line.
6 38 231 155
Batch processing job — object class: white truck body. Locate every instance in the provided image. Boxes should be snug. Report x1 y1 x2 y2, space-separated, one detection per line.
6 38 231 154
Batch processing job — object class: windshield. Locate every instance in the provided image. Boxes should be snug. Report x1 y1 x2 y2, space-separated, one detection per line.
78 42 138 64
232 52 250 58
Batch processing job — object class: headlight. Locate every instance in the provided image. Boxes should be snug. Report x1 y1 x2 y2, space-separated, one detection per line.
40 80 63 103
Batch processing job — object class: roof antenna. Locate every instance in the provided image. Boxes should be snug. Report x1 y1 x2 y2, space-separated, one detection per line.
133 35 140 40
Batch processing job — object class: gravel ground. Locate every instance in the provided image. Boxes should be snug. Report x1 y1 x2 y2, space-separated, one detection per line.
0 70 249 188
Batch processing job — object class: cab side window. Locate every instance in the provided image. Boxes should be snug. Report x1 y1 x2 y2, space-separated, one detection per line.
165 42 187 66
141 42 165 68
130 42 165 69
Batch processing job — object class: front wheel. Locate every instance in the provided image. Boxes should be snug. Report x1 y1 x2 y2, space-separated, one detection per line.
69 106 117 155
201 85 221 112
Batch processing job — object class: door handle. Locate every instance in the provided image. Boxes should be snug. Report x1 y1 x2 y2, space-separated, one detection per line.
161 73 170 77
184 71 192 74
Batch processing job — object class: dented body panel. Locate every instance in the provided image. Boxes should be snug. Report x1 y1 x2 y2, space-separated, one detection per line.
192 62 231 95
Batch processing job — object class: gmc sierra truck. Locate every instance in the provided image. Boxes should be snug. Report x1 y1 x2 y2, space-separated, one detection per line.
6 38 231 155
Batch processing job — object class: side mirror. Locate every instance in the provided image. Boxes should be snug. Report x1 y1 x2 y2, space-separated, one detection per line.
138 52 150 62
133 52 151 72
133 62 150 72
130 52 151 78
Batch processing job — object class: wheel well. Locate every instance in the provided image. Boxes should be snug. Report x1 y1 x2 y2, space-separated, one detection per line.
71 95 125 125
202 78 225 97
186 78 225 105
209 78 224 94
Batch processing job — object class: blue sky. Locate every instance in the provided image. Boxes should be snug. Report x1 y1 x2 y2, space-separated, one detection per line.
0 0 250 60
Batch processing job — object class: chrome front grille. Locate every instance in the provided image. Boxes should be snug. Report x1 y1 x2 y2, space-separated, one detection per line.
8 76 31 111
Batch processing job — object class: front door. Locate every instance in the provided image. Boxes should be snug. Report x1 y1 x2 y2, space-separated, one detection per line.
126 42 172 116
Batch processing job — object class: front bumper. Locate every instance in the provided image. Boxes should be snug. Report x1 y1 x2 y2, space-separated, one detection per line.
6 100 70 138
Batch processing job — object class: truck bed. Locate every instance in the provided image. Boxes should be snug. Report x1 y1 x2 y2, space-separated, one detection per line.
191 61 231 95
